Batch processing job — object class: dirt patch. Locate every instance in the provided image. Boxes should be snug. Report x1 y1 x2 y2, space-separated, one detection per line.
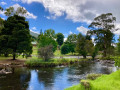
0 59 26 68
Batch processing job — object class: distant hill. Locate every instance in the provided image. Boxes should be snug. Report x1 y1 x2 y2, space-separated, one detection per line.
30 31 39 37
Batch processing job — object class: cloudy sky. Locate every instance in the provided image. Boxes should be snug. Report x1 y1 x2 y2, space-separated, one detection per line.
0 0 120 40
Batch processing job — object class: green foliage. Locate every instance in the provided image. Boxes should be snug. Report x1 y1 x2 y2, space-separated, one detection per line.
65 34 77 53
76 33 94 58
66 34 77 43
91 46 99 60
0 15 32 60
61 44 69 54
38 45 53 61
65 70 120 90
117 36 120 55
56 33 64 46
25 58 79 67
38 30 57 52
88 13 116 57
44 29 56 39
114 57 120 67
4 6 27 16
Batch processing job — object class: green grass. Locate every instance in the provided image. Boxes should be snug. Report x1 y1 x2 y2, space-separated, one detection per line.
54 50 63 56
65 70 120 90
32 46 38 55
25 58 86 67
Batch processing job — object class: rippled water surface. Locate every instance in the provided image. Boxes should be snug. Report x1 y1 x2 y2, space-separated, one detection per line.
0 62 117 90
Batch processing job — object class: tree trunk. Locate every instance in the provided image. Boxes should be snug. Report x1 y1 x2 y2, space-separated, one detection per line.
13 50 16 60
13 53 16 60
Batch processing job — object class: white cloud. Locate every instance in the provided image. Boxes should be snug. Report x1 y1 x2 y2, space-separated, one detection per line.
64 38 67 42
32 27 37 30
0 2 7 5
13 0 120 24
0 4 37 19
77 26 88 35
12 4 37 19
114 23 120 35
30 29 39 34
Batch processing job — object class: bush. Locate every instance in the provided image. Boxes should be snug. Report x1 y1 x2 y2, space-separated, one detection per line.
81 80 90 89
61 44 69 54
38 45 53 61
86 73 102 80
114 57 120 67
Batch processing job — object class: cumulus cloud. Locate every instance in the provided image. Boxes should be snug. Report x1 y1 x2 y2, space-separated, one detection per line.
77 26 88 35
0 2 7 5
64 38 67 42
13 0 120 24
12 4 37 19
32 27 37 30
30 29 39 34
114 23 120 35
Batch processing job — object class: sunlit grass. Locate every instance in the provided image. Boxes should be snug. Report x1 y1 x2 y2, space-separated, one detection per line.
65 70 120 90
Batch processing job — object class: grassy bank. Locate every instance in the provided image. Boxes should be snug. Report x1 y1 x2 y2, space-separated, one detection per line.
65 70 120 90
25 58 89 67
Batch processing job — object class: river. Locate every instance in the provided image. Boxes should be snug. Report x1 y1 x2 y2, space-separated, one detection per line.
0 61 117 90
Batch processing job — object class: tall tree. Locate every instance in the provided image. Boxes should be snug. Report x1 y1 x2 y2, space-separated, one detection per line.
44 29 56 39
117 36 120 55
56 33 64 46
76 33 94 58
0 15 32 60
65 34 77 54
88 13 116 57
38 32 57 52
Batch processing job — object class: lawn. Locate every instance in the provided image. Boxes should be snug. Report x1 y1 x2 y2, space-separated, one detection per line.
65 70 120 90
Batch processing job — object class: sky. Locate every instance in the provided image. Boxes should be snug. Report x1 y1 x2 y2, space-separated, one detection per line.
0 0 120 41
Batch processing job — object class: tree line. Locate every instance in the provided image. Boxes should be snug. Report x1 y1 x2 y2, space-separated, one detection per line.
0 5 120 61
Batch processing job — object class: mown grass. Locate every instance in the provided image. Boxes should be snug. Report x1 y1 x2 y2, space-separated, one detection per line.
65 70 120 90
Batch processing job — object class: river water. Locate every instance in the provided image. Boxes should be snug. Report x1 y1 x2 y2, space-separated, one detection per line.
0 61 117 90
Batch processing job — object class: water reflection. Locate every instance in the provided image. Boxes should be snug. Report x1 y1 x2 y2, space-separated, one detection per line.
0 62 117 90
0 67 31 90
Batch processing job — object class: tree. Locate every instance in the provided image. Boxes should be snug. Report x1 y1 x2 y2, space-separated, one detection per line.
61 44 69 54
75 33 94 58
117 36 120 55
37 31 57 52
66 34 77 54
88 13 116 57
56 33 64 47
0 15 32 60
38 45 53 61
44 29 56 39
4 6 27 16
66 34 77 43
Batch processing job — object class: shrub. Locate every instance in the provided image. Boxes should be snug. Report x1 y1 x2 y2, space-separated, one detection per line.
114 57 120 67
86 73 102 80
38 45 53 61
81 80 90 90
61 44 69 54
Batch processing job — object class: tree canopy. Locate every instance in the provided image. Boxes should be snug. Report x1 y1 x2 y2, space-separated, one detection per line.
88 13 116 57
38 29 57 52
0 15 32 60
56 33 64 46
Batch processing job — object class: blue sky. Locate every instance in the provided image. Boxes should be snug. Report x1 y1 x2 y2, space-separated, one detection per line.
0 0 120 41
